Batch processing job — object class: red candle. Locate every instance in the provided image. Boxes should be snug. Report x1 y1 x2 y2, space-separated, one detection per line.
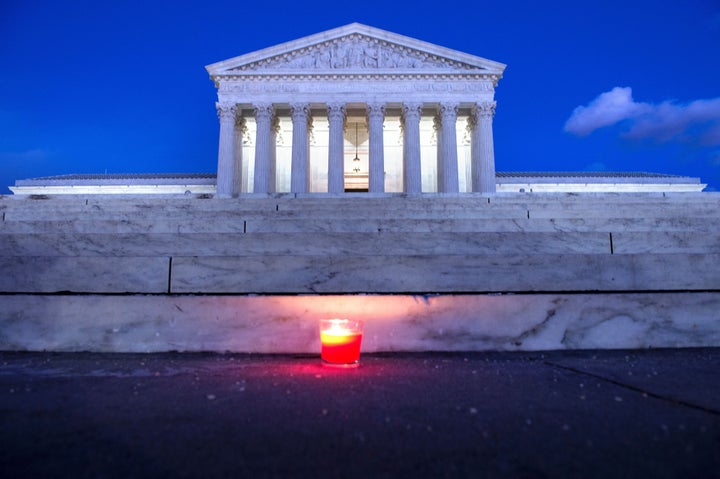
319 319 364 367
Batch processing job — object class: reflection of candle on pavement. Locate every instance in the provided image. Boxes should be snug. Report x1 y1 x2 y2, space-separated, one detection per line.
319 319 364 367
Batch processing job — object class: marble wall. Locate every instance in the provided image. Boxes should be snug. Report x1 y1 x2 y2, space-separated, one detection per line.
1 293 717 353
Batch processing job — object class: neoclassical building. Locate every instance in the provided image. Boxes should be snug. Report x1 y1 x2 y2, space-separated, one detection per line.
207 23 505 197
8 24 706 195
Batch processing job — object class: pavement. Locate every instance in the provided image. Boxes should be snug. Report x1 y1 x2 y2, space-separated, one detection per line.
1 349 719 479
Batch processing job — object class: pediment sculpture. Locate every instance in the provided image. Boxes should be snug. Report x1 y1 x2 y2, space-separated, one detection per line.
231 34 481 72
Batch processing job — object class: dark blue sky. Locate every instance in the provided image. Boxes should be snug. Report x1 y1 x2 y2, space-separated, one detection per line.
1 0 719 193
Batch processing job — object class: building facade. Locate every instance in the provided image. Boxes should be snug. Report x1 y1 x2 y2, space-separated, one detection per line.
8 25 707 195
206 23 506 197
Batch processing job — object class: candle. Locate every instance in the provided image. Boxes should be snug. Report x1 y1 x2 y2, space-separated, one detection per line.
319 319 364 367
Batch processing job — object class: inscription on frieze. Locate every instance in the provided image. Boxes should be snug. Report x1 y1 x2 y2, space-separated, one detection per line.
220 80 494 95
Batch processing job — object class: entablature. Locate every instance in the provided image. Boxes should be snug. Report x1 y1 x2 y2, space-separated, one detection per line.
215 75 498 106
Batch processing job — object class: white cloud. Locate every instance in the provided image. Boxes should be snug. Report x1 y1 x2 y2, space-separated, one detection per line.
564 87 650 136
564 88 720 146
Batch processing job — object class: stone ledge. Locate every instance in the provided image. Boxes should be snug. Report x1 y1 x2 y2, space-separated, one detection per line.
0 256 170 293
169 253 720 294
1 293 717 353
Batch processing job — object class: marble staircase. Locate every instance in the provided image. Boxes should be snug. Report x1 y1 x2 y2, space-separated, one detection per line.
1 193 719 352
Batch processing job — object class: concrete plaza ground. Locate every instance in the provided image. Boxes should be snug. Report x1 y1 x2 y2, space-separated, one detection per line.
1 348 718 478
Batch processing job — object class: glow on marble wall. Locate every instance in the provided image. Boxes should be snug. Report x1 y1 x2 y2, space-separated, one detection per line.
241 115 473 193
2 293 719 352
242 294 541 353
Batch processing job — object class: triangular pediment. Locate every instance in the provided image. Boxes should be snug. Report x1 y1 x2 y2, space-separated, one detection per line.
206 23 506 76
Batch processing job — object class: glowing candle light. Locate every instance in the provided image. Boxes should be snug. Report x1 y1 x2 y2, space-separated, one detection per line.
319 319 364 367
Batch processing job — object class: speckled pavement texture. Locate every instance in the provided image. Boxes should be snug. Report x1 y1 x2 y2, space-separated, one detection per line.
1 349 718 478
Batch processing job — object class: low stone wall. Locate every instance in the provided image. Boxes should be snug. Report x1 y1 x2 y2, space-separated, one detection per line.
1 293 718 353
1 193 719 352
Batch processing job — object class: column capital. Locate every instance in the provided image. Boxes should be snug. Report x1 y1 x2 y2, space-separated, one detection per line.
326 103 346 122
366 102 386 122
401 102 423 121
216 102 238 120
437 102 459 119
290 103 310 120
254 104 274 121
472 101 497 119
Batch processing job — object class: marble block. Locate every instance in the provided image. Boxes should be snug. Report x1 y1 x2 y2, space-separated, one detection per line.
3 216 718 235
0 293 717 353
0 256 169 293
0 232 610 257
612 232 720 254
170 253 720 294
243 217 720 234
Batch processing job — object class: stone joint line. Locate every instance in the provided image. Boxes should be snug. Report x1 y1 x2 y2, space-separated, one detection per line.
545 361 720 417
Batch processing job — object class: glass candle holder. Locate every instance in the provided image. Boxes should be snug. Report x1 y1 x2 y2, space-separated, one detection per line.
319 319 365 368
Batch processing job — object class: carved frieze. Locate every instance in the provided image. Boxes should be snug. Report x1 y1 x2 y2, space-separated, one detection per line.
219 79 495 96
230 34 483 72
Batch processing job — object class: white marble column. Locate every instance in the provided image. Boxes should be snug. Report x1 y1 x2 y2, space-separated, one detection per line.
471 101 497 194
433 114 443 192
232 115 246 197
215 102 237 198
401 102 423 194
437 103 459 193
269 115 280 193
290 103 310 193
327 103 346 194
367 103 386 193
253 104 273 194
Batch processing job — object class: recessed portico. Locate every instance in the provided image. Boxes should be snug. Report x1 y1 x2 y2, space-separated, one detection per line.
207 23 506 197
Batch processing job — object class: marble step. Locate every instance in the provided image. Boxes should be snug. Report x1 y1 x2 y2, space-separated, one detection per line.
244 217 720 234
3 252 716 294
0 232 612 257
1 292 718 352
0 256 169 293
527 205 720 219
612 232 720 254
4 195 718 217
2 216 718 234
490 193 717 204
4 231 720 256
170 253 720 294
2 206 533 221
4 203 717 224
